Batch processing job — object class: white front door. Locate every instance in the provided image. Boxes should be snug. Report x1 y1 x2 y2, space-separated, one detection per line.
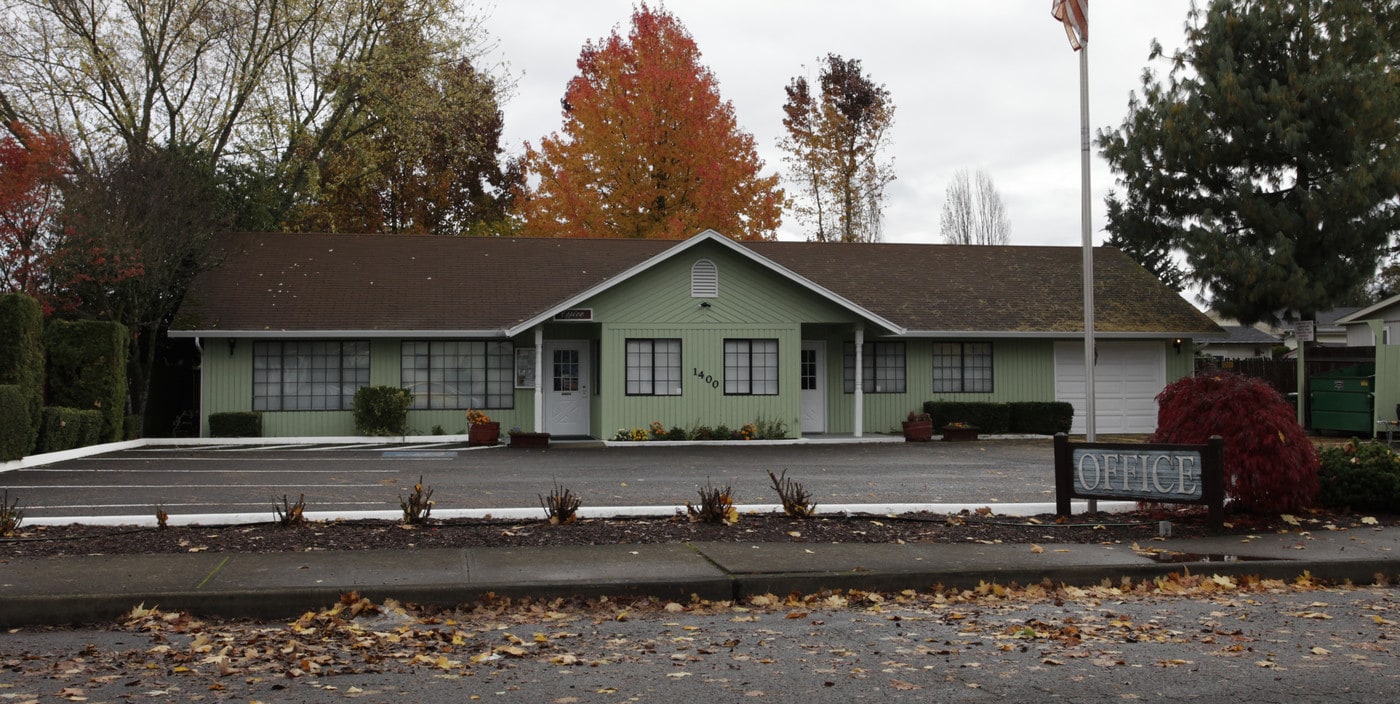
544 341 590 436
800 341 826 434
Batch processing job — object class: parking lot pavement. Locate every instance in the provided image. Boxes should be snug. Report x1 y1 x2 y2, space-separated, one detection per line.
1 438 1065 520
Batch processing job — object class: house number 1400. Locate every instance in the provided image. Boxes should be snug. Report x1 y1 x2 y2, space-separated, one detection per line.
693 368 720 389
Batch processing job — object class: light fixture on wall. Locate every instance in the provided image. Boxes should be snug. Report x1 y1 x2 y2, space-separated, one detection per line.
699 302 712 308
227 338 237 355
1173 338 1183 354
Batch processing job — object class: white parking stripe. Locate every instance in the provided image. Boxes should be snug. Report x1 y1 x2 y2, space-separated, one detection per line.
29 468 394 473
10 483 388 489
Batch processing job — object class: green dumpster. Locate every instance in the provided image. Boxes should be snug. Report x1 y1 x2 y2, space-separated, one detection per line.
1310 364 1375 433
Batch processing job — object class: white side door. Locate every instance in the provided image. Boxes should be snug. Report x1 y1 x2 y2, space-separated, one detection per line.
544 341 590 436
800 341 826 434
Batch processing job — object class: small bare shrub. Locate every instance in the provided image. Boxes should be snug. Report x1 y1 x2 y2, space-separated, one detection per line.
1 490 22 536
768 469 817 518
274 493 307 528
686 481 738 525
399 476 434 525
155 503 169 530
540 482 582 524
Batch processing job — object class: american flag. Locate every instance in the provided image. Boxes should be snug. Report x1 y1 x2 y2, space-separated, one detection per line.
1052 0 1087 51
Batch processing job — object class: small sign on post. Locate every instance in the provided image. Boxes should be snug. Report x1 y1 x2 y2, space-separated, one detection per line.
1294 320 1315 343
1054 434 1225 532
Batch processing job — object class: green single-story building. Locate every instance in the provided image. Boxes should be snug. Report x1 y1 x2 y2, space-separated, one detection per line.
168 230 1221 438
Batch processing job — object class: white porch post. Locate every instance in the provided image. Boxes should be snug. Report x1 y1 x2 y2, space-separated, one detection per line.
854 323 864 438
533 326 544 432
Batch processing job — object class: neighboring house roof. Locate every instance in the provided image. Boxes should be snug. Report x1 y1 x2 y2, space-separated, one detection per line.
1335 295 1400 326
1200 325 1281 347
1316 306 1364 331
170 231 1221 339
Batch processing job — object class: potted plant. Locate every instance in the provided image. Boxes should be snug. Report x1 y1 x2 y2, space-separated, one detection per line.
902 410 934 442
942 421 979 442
508 426 551 449
466 409 500 446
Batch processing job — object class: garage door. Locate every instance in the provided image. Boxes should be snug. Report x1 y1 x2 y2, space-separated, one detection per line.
1054 341 1166 434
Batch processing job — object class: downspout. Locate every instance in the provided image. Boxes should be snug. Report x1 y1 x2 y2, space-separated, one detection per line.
534 326 544 432
854 323 864 437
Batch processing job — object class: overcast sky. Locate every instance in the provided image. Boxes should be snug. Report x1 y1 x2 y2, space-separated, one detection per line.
483 1 1196 246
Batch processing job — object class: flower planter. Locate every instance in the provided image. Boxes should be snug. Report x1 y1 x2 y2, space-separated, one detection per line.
467 422 500 446
941 426 980 442
901 419 934 442
509 431 551 449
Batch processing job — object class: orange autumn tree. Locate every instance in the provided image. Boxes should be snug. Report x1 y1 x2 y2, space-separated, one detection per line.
517 4 782 240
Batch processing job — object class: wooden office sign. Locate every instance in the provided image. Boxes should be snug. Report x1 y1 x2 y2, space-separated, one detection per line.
1053 433 1225 531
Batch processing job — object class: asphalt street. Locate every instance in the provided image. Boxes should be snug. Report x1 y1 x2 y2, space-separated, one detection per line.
1 440 1061 520
3 582 1396 702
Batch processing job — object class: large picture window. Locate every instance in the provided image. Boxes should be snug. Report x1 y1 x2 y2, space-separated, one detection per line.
932 342 993 393
401 341 514 410
842 342 906 393
724 339 778 395
253 341 369 411
626 339 682 396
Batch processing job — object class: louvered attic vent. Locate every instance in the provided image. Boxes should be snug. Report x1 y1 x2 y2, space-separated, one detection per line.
691 259 718 298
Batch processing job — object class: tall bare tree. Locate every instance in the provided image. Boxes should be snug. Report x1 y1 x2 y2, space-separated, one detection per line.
779 54 895 243
939 169 1010 245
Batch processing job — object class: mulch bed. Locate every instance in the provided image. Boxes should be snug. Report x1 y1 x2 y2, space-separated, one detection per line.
3 506 1396 559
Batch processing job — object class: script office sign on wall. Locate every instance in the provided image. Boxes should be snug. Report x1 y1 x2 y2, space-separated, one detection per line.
1053 434 1225 531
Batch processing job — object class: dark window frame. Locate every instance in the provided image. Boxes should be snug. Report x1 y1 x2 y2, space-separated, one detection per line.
400 340 515 410
252 340 370 411
625 338 683 396
842 341 907 394
932 342 994 393
723 338 779 396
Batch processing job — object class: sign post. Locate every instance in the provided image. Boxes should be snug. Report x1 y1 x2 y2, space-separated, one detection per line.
1054 434 1225 532
1294 321 1314 428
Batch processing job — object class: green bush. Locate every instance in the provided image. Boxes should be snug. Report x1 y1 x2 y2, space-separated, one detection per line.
209 411 262 437
923 401 1011 433
1008 402 1075 435
0 385 31 461
37 407 103 453
44 319 127 443
0 293 44 456
1317 440 1400 513
353 386 412 436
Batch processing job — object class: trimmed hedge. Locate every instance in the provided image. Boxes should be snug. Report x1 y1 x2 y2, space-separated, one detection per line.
37 407 103 454
0 385 31 461
921 401 1075 435
0 293 44 456
44 320 127 443
209 412 262 438
923 401 1011 434
1008 402 1075 435
353 386 412 436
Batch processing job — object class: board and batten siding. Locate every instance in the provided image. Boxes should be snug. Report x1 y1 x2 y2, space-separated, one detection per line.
599 324 802 437
199 335 531 437
818 338 1059 434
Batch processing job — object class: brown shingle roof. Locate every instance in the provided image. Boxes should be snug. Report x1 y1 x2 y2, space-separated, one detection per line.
171 232 1219 337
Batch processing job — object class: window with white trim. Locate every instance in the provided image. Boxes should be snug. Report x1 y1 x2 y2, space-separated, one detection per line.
724 339 778 395
932 342 993 393
253 341 369 411
401 341 514 410
691 259 718 297
626 339 682 395
842 342 906 393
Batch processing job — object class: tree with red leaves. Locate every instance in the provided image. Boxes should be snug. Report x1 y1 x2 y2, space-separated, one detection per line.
518 4 783 240
1151 372 1319 513
0 123 70 305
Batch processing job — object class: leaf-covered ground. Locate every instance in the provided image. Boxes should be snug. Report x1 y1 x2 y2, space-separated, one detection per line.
2 506 1396 559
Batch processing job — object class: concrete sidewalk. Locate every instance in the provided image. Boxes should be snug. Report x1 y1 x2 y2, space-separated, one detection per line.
4 526 1398 627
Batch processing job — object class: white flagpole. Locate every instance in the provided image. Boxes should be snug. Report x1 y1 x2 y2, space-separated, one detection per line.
1079 43 1096 447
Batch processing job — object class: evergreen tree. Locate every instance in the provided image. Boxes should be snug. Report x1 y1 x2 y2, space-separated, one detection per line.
1099 0 1400 324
